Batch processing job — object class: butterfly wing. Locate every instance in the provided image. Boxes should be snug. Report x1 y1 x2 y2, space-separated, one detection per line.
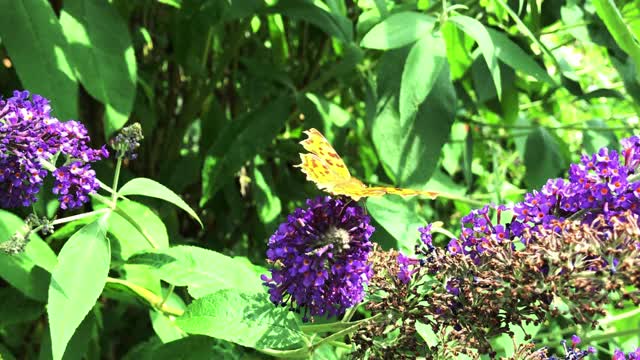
298 129 353 194
298 128 440 201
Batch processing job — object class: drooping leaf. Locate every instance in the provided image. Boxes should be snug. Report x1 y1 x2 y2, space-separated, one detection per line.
119 177 202 227
0 0 78 120
360 12 437 50
200 96 291 206
47 215 111 360
371 49 456 188
60 0 137 138
485 28 555 85
449 15 502 99
176 289 304 350
399 31 447 123
0 210 57 302
127 246 265 298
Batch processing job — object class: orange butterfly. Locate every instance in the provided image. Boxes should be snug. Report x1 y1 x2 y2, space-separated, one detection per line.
297 128 439 201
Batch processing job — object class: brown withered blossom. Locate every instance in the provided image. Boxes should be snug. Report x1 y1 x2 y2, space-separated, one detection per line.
352 212 640 358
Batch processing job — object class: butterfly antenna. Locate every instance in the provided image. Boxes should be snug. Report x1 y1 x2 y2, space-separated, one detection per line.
337 197 355 219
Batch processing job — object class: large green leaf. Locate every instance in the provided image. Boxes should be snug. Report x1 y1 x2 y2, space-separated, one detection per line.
449 15 502 99
0 0 78 120
399 31 447 123
119 177 202 227
47 215 111 360
523 127 567 189
0 211 57 302
200 96 291 206
371 49 456 188
176 289 304 350
127 246 264 298
60 0 137 137
360 12 437 50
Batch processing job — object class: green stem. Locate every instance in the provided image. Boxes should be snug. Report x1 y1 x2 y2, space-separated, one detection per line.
111 157 123 207
106 277 183 317
159 284 175 308
50 208 111 226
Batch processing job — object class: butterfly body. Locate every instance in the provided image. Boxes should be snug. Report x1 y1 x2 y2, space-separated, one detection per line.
297 128 438 201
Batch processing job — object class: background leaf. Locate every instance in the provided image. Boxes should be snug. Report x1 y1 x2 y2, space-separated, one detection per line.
60 0 137 137
360 12 437 50
0 0 78 120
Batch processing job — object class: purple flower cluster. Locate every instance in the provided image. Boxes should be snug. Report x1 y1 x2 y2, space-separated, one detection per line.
0 91 107 209
418 136 640 261
261 196 374 322
614 348 640 360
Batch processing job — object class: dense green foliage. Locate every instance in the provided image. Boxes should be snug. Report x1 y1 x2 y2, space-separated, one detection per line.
0 0 640 358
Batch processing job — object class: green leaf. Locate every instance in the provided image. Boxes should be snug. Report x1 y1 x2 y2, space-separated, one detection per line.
592 0 640 80
0 211 57 302
449 15 502 99
485 28 555 85
127 246 264 298
60 0 137 138
360 12 437 50
305 93 351 127
119 177 202 228
39 309 100 360
200 96 291 206
366 197 425 253
47 215 111 360
523 127 567 189
415 321 438 347
108 200 169 258
0 0 78 120
399 31 447 123
270 0 352 42
371 49 456 187
176 289 304 350
158 0 181 7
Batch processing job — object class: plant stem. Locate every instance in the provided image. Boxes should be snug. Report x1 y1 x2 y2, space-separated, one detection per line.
50 208 111 226
159 284 175 308
106 277 183 317
111 157 123 207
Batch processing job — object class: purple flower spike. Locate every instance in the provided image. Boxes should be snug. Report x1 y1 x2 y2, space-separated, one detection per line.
262 196 374 322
